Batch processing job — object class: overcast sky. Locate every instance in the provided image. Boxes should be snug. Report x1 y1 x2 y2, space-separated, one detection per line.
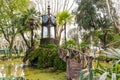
30 0 77 15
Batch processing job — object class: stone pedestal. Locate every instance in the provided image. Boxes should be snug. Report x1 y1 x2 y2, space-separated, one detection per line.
40 38 58 45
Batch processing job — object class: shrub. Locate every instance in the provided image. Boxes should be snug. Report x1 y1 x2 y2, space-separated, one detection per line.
28 44 66 70
62 39 77 48
54 56 66 70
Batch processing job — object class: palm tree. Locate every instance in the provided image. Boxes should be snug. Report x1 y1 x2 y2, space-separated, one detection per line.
56 10 73 44
17 8 40 62
19 8 40 49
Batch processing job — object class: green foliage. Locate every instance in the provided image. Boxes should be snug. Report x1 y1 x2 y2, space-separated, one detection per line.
79 70 84 80
79 41 89 50
76 0 112 30
0 0 30 20
19 8 40 31
97 55 105 61
112 35 120 42
0 0 30 28
104 48 120 59
28 47 41 61
96 55 113 61
63 39 77 47
54 57 66 70
56 10 73 26
93 61 120 80
79 48 120 80
56 10 74 44
79 61 120 80
109 34 120 48
75 0 113 49
79 69 93 80
0 0 30 56
76 0 96 30
28 44 66 70
93 50 120 79
88 69 93 80
40 44 58 49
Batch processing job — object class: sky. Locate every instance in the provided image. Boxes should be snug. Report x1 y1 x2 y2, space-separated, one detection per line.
30 0 77 15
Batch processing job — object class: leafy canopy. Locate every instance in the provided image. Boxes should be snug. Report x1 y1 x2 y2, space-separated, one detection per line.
76 0 111 30
56 10 73 26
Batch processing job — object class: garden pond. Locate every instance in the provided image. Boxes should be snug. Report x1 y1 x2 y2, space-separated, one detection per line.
0 59 66 80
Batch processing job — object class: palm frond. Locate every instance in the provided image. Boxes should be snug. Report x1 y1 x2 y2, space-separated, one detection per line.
99 72 108 80
112 73 116 80
103 48 120 59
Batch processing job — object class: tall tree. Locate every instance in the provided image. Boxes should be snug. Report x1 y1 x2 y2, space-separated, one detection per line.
56 10 73 44
75 0 112 48
0 0 30 55
18 8 40 51
105 0 120 33
18 8 41 62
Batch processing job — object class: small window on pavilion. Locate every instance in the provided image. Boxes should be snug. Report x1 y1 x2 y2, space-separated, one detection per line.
43 26 48 38
50 26 55 38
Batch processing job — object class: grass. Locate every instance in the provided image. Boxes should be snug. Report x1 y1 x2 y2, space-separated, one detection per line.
0 59 22 67
0 59 66 80
92 60 112 68
24 67 66 80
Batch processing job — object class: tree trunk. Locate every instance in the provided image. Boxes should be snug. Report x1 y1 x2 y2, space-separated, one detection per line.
103 30 107 48
64 22 67 42
106 0 120 33
31 29 34 47
56 26 64 44
9 37 14 56
20 31 31 49
1 27 10 43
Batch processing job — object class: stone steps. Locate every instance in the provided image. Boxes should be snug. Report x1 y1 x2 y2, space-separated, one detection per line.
69 59 81 80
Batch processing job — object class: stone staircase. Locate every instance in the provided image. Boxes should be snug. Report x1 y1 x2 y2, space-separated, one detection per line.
68 59 81 80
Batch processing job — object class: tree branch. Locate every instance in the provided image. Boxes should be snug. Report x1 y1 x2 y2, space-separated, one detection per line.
1 27 10 43
20 31 31 49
